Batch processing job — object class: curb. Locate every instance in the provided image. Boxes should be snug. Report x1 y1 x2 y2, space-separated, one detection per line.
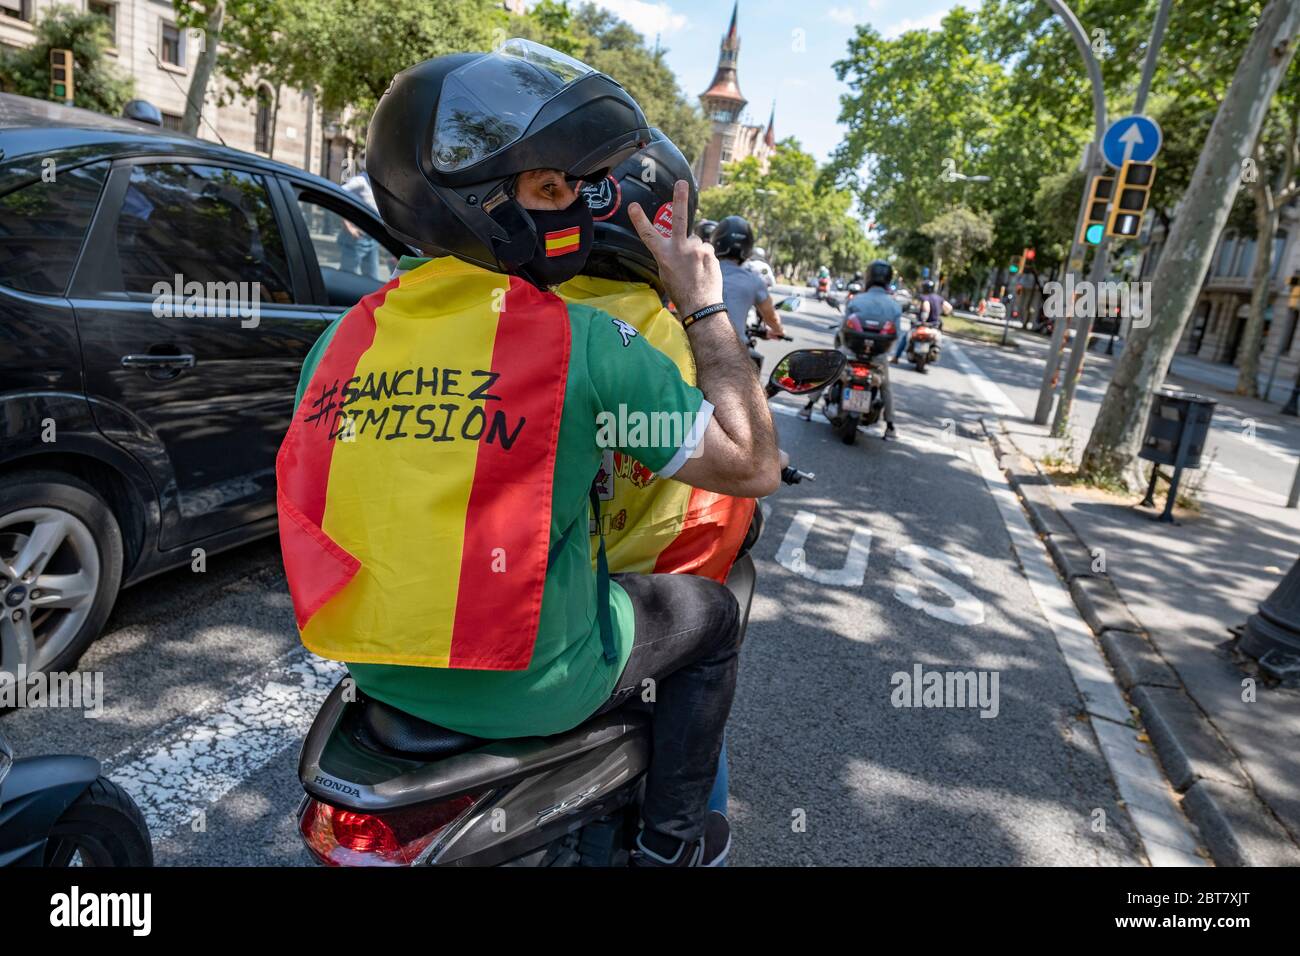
985 421 1300 867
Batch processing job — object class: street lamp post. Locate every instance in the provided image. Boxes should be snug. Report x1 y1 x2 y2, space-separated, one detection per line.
1033 0 1109 426
1050 0 1173 436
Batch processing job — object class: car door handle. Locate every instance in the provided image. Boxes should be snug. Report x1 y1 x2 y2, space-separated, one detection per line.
120 354 196 370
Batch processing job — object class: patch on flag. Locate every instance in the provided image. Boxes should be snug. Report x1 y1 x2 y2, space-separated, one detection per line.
544 226 583 257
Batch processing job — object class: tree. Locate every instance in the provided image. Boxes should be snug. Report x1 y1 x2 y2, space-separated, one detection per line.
1080 0 1300 485
920 207 994 292
1234 67 1300 396
174 0 227 136
699 139 878 280
0 4 132 114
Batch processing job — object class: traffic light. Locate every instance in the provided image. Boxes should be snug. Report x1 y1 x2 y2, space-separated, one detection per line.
49 48 74 103
1106 160 1157 239
1009 255 1022 274
1079 173 1115 245
1024 247 1036 263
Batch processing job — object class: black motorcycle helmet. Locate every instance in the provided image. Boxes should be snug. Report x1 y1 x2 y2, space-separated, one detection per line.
695 219 717 242
866 259 893 289
711 215 755 262
921 279 936 293
366 39 651 274
581 128 698 295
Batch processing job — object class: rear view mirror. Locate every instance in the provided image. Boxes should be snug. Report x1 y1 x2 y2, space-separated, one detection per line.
777 295 802 312
768 349 845 394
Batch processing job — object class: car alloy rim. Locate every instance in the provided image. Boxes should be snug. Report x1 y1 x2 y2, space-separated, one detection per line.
0 507 100 680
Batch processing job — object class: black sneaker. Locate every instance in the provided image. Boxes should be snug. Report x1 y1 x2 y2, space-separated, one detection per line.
883 424 897 441
796 405 812 421
630 812 732 867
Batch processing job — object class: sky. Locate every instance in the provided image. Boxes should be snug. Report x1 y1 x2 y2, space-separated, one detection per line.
580 0 974 165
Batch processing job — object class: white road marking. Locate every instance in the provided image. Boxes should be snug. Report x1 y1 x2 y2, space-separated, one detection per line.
893 544 985 626
946 341 1023 418
104 648 345 842
969 444 1206 866
775 510 873 587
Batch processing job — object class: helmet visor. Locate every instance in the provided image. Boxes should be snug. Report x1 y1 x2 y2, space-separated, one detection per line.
432 39 597 173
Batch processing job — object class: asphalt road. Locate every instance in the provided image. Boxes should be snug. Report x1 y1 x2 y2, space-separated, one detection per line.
4 290 1189 866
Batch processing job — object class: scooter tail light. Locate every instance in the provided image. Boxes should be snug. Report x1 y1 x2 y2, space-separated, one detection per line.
850 362 871 379
299 792 482 866
883 321 896 336
845 316 863 332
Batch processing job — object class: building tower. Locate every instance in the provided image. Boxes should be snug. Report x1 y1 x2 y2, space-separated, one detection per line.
695 3 748 190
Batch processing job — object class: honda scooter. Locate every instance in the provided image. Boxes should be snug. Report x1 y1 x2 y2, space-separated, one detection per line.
0 728 153 866
811 310 897 445
295 349 844 867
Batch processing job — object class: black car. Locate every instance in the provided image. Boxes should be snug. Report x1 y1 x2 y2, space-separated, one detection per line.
0 94 411 679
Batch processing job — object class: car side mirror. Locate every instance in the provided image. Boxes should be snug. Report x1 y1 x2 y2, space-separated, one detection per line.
768 349 845 395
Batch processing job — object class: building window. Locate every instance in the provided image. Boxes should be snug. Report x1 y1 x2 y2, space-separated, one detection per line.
161 112 184 131
160 21 184 67
1271 229 1288 279
88 1 116 45
0 0 32 22
254 86 273 153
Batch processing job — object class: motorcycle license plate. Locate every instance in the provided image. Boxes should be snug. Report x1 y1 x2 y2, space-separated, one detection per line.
842 388 873 413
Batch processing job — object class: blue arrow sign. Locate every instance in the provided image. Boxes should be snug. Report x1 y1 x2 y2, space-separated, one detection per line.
1102 115 1162 169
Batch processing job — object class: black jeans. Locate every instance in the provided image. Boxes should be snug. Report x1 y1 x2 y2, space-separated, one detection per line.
594 572 742 844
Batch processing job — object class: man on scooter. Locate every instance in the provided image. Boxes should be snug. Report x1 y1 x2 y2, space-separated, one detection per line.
561 130 756 817
799 259 901 441
892 278 946 363
278 41 780 867
713 215 786 347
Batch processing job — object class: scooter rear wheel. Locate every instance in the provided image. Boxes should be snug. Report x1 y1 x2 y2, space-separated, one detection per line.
44 776 153 867
838 413 859 445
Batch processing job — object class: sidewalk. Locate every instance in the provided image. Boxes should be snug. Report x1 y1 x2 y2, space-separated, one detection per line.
991 412 1300 865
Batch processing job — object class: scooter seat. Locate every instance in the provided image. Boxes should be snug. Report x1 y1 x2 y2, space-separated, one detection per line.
357 698 488 759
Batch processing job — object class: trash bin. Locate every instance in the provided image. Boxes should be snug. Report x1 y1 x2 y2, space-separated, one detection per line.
1138 389 1216 522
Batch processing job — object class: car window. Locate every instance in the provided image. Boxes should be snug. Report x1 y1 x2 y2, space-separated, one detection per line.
112 163 293 303
295 192 398 306
0 161 109 295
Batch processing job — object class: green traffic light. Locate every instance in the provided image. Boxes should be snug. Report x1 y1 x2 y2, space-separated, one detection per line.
1085 223 1104 244
1009 265 1019 273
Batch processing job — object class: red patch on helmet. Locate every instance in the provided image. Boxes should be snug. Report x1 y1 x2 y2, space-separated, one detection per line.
652 202 674 237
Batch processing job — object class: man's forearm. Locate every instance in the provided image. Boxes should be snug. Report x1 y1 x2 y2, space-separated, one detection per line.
687 314 777 460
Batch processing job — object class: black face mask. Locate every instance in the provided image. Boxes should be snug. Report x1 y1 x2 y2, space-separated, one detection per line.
517 195 594 289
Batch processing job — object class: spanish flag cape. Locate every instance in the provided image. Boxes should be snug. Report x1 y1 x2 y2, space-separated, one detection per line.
558 275 755 584
276 258 569 670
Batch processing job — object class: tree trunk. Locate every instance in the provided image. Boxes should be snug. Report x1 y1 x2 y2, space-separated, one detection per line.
1235 192 1277 397
182 1 225 137
1080 0 1300 487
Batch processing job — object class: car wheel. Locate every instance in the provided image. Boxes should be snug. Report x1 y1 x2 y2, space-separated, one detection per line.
0 471 124 681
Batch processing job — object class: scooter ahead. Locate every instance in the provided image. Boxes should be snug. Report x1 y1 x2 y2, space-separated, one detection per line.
295 349 843 867
907 322 942 373
808 309 897 445
0 728 153 866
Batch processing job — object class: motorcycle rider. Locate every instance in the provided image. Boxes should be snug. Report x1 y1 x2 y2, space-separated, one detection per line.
892 278 946 363
799 259 900 440
561 130 757 816
695 219 717 243
713 215 786 347
277 41 780 867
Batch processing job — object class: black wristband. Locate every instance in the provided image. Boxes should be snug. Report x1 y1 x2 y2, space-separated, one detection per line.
681 303 728 329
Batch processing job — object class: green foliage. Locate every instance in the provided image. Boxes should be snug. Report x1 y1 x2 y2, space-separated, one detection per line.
920 206 994 289
699 139 880 279
516 2 710 166
0 4 133 114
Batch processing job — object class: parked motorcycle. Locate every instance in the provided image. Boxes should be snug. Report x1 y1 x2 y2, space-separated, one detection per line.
907 323 942 373
295 349 845 867
0 728 153 866
811 310 898 445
